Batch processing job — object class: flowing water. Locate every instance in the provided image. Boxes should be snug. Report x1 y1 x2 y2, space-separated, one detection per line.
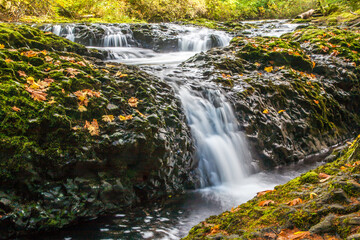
37 20 319 240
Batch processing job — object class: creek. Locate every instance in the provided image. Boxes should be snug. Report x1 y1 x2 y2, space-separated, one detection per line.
37 20 324 240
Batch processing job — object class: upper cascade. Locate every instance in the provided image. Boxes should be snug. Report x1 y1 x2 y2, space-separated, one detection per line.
39 23 231 53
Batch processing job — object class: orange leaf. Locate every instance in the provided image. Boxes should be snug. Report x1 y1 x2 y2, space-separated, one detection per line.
263 109 269 114
0 44 4 49
257 190 275 197
278 110 285 114
18 71 27 77
286 198 302 206
5 59 13 63
259 200 275 207
84 119 99 136
128 97 139 108
102 115 115 122
313 100 319 104
119 115 133 121
278 228 310 240
12 106 20 112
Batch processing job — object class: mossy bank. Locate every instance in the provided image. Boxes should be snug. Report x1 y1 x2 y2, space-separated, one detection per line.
0 23 196 238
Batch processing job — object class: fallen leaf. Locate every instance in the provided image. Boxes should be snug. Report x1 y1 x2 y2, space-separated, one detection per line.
136 109 146 118
278 228 310 240
263 109 269 114
257 190 275 197
278 110 285 114
25 87 47 101
12 106 20 112
287 198 303 206
45 56 53 62
115 71 128 78
319 173 331 182
26 76 35 84
5 59 13 63
48 97 56 105
84 119 99 136
78 105 87 112
314 100 319 104
310 192 317 199
18 71 27 77
128 97 139 108
119 115 133 121
102 115 115 122
259 200 275 207
312 61 316 68
255 62 261 67
0 44 4 49
264 66 273 73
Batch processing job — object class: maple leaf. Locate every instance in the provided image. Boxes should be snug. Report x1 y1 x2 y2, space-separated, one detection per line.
257 190 275 197
12 106 20 112
66 68 80 78
331 50 340 57
5 59 13 63
278 110 285 114
26 77 35 84
78 105 87 112
18 71 27 77
84 119 99 136
0 44 4 49
60 56 76 62
286 198 303 206
102 115 115 122
48 97 56 105
263 109 269 114
25 87 47 101
21 50 38 58
313 100 319 104
76 61 86 67
119 115 133 121
264 66 273 73
278 228 310 240
128 97 139 108
45 56 53 62
259 200 275 207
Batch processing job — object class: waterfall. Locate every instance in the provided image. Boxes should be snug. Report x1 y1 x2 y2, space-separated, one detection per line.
178 28 231 52
178 86 251 187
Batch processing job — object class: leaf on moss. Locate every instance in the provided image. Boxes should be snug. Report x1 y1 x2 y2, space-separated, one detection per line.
128 97 139 108
258 200 275 207
278 228 310 240
25 87 47 101
119 115 133 121
310 192 318 199
102 115 115 122
257 190 275 197
78 105 87 112
0 44 4 49
84 119 99 136
319 173 331 182
18 71 27 77
264 66 273 73
12 106 20 112
278 110 285 114
263 109 269 114
5 59 13 63
286 198 302 206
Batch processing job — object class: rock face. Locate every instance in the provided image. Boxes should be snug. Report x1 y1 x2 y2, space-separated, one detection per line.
0 23 196 238
183 135 360 240
181 26 360 168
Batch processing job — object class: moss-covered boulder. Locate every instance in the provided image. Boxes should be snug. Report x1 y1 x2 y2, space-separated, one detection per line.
183 135 360 239
182 26 360 168
0 23 196 238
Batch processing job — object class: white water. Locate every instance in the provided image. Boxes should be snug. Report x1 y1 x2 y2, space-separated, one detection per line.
40 21 314 240
179 87 251 186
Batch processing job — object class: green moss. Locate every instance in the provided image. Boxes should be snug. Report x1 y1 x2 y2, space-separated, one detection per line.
300 171 319 184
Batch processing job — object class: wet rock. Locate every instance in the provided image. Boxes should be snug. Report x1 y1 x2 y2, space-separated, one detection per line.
309 214 336 234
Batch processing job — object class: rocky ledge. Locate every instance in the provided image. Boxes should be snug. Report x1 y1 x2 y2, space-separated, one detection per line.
182 26 360 168
183 135 360 239
0 23 196 238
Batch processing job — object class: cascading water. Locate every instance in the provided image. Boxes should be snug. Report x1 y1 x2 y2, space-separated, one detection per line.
37 21 313 240
178 87 251 186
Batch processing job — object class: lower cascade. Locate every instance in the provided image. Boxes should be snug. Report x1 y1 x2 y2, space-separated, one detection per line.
178 86 251 187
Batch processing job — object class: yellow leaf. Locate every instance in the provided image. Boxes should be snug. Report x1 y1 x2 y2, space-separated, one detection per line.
263 109 269 114
314 100 319 104
278 66 285 70
312 61 316 68
48 97 56 105
310 192 317 199
255 62 261 67
264 66 273 73
278 110 285 114
115 71 128 78
102 115 115 122
5 59 13 63
136 109 146 118
119 115 133 121
30 82 40 90
340 166 347 170
26 77 35 84
0 44 4 49
78 105 87 112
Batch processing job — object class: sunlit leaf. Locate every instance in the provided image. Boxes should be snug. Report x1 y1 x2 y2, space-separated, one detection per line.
264 66 273 73
78 105 87 112
0 44 4 49
257 190 275 197
84 119 99 136
278 110 285 114
286 198 302 206
128 97 139 107
263 109 269 114
119 115 133 121
12 106 20 112
259 200 275 207
102 115 115 122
